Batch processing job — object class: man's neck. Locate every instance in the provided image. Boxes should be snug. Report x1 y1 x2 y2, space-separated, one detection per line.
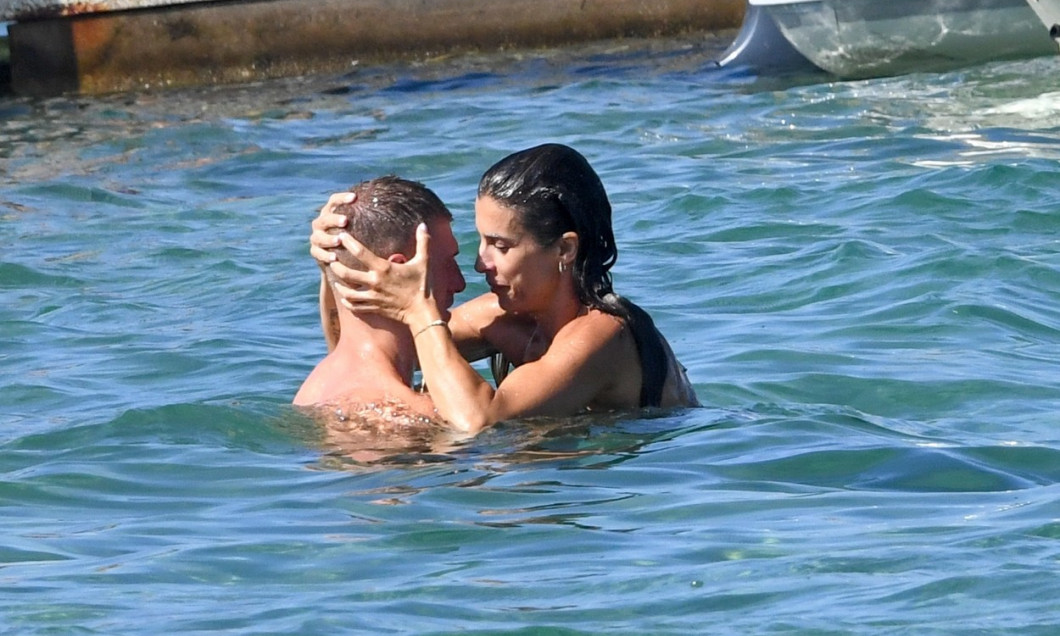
333 311 416 386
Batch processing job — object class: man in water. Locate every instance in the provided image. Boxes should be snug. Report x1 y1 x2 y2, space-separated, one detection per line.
294 176 466 452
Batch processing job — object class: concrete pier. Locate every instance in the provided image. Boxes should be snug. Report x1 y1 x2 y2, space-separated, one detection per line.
2 0 744 96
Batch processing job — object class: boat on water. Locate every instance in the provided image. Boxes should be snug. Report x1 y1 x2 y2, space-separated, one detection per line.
3 0 1058 95
719 0 1059 78
1026 0 1060 41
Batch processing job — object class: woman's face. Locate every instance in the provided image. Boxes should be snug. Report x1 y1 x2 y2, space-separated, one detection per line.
474 195 560 315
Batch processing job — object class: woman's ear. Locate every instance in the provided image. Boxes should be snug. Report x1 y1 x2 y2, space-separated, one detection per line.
557 231 579 267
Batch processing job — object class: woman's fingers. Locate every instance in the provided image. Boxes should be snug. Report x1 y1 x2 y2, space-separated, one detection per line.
309 192 354 264
414 223 430 259
336 232 388 268
328 260 373 287
311 211 349 233
325 227 429 324
309 244 335 265
331 278 387 315
320 191 356 216
310 192 354 247
309 228 340 264
413 223 432 295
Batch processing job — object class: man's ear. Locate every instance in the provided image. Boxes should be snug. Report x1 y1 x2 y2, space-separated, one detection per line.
557 231 579 266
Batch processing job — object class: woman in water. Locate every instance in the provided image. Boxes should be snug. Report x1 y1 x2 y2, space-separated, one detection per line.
311 143 697 434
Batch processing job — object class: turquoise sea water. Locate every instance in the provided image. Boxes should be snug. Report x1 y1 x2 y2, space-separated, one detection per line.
3 36 1060 633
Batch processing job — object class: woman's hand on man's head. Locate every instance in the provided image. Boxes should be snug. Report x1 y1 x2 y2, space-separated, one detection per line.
309 191 355 266
331 223 436 326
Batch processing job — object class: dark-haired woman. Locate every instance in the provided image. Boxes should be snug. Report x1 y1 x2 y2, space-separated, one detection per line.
310 143 697 434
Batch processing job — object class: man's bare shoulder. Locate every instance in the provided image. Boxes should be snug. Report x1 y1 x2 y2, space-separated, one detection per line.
305 391 441 426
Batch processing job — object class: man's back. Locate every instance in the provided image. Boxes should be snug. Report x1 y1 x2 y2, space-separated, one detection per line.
295 347 450 458
295 343 437 417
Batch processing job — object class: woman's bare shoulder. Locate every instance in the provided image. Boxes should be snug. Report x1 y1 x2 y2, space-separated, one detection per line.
562 309 629 345
551 310 639 374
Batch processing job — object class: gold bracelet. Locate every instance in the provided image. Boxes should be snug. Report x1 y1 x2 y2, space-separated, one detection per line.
414 319 448 339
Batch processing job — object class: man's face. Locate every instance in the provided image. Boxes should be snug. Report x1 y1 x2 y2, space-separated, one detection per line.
426 218 466 320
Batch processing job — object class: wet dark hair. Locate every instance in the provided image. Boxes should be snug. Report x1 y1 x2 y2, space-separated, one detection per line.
477 144 668 406
331 175 451 271
477 143 618 309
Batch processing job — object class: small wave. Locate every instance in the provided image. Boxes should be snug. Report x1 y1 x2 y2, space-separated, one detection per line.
709 443 1058 493
0 262 85 289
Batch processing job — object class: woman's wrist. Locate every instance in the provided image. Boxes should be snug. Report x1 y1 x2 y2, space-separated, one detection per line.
414 319 449 339
406 300 445 335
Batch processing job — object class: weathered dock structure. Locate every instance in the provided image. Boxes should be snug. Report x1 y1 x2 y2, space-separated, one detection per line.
1 0 744 96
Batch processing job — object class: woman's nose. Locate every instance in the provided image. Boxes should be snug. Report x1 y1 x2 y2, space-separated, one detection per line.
474 253 487 273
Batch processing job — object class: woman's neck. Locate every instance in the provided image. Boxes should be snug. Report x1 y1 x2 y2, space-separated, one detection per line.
533 289 588 340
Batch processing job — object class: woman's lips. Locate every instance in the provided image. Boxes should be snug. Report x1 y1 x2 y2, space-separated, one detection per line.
486 278 506 294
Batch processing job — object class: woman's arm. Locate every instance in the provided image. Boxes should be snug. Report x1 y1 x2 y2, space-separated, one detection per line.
447 299 496 363
447 293 538 364
332 228 622 434
310 193 352 348
409 305 624 433
318 273 340 352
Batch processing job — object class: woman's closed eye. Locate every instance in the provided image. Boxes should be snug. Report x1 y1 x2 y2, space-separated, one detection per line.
484 237 512 253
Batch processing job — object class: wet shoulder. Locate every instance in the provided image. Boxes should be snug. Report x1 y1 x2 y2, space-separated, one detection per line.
564 310 643 408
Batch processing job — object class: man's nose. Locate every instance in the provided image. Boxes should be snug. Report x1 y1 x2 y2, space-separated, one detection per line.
455 266 466 292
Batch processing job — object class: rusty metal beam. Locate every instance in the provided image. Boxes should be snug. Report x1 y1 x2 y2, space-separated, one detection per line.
6 0 744 96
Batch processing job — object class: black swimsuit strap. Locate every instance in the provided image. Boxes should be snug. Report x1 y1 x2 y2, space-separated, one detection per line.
618 298 668 408
489 351 512 386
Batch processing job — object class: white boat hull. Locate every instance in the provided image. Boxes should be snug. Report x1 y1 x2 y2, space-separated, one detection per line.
752 0 1057 78
1026 0 1060 40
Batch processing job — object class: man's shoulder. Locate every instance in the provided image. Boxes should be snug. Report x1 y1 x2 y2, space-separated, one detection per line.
293 352 362 406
